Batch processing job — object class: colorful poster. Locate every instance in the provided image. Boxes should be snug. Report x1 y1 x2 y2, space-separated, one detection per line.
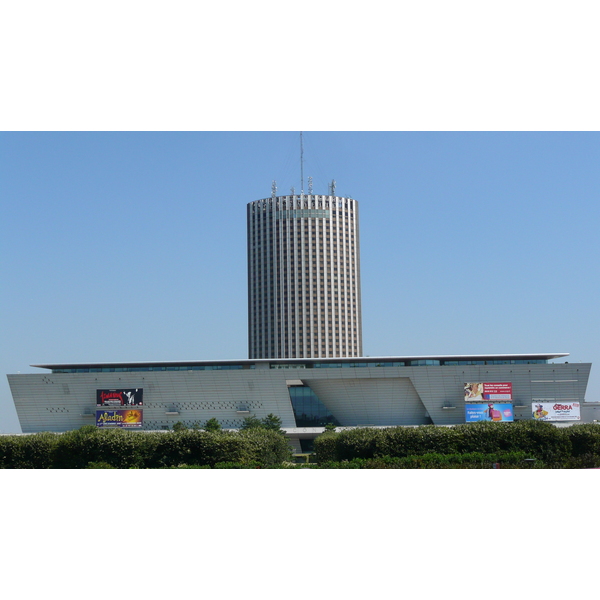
464 382 512 401
97 388 143 407
532 402 580 421
465 403 514 422
96 409 143 428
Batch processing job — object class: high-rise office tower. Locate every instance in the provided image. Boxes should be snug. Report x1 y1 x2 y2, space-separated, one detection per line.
248 192 362 359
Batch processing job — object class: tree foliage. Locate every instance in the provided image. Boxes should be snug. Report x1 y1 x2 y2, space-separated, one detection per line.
240 415 264 430
203 418 222 432
240 414 284 434
261 413 284 433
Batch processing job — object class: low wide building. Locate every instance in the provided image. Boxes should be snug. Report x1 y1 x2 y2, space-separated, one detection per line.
7 353 595 452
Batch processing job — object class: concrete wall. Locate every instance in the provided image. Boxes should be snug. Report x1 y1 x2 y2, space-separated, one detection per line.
7 361 592 433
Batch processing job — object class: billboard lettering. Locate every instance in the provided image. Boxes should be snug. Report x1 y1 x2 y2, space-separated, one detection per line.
95 409 143 428
465 403 514 423
97 388 143 407
464 382 512 401
532 402 580 422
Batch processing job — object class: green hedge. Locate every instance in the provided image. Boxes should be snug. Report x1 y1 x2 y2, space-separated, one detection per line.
0 427 292 469
0 432 57 469
312 432 337 462
274 451 545 468
316 451 540 469
564 424 600 457
52 427 149 469
4 422 600 469
314 421 600 467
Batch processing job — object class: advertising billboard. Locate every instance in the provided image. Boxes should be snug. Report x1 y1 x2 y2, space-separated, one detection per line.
532 402 580 422
465 403 514 422
95 409 143 428
464 382 512 401
97 388 143 407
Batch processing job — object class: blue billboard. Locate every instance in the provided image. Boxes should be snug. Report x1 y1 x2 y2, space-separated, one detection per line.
465 403 514 423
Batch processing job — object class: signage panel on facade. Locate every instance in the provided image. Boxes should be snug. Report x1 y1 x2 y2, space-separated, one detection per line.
464 382 512 401
465 403 514 422
532 401 580 421
95 409 143 428
97 388 143 407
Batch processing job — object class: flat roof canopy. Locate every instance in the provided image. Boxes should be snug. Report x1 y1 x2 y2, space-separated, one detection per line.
32 353 570 371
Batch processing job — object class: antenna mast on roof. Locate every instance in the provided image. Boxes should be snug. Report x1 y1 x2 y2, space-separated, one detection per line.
271 180 277 198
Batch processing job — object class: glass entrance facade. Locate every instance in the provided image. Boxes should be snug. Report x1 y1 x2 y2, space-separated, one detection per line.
288 385 340 427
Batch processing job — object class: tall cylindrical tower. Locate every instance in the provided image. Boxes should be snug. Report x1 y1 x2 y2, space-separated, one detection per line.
248 194 362 359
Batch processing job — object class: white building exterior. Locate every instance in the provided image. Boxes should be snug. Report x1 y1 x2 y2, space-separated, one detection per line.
7 354 595 452
247 195 362 359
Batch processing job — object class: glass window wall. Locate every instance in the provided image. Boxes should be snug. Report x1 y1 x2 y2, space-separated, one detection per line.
288 385 340 427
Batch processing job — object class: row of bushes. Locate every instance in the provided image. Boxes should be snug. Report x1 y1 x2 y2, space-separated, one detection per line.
4 421 600 468
314 421 600 467
165 452 599 469
81 453 539 469
0 426 292 469
313 452 539 469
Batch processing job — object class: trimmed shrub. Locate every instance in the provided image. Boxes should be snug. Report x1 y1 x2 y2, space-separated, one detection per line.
0 433 59 469
161 464 212 469
506 420 572 464
145 431 197 468
334 427 381 460
185 431 254 467
314 422 574 466
564 424 600 458
317 459 364 469
144 429 292 468
143 430 248 468
376 425 463 457
562 453 600 469
316 451 541 469
3 427 292 468
237 428 294 466
92 429 152 468
52 428 149 469
52 427 106 468
313 433 338 462
451 422 517 454
3 421 595 469
213 461 263 469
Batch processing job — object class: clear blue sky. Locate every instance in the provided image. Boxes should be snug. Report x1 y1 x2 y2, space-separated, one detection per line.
1 131 599 432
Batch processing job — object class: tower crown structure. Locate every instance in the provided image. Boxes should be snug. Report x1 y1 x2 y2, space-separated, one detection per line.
248 193 362 359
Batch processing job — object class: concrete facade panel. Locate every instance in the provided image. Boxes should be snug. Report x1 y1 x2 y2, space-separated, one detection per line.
9 357 591 434
305 377 427 426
